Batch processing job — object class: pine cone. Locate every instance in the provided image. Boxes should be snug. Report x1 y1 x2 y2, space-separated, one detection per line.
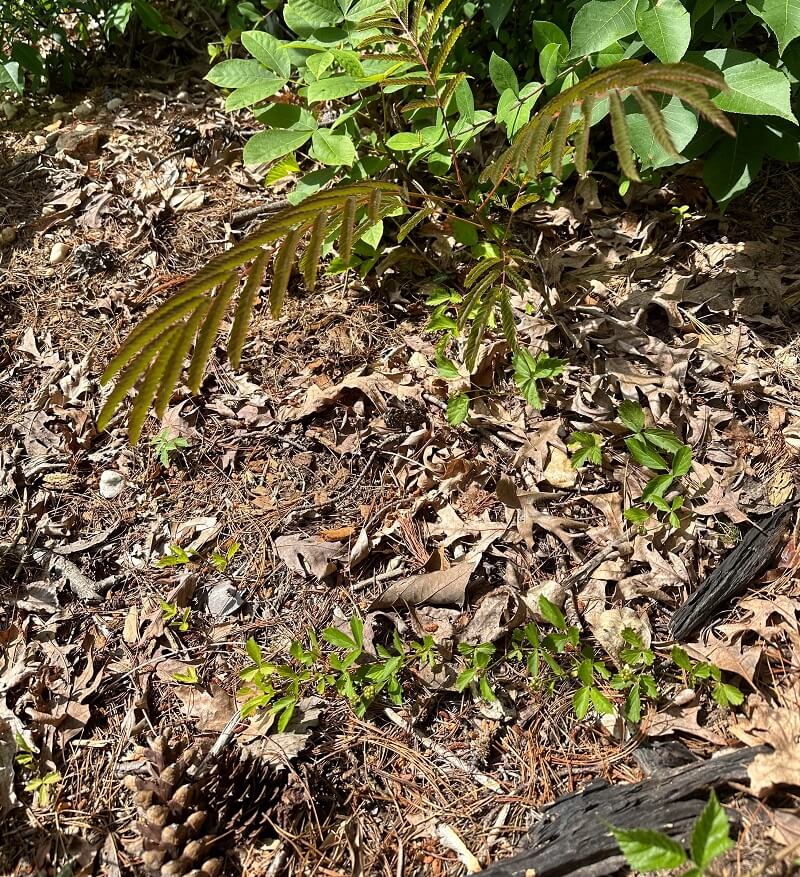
125 736 284 876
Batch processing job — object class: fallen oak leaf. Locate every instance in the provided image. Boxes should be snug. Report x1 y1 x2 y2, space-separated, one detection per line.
732 702 800 797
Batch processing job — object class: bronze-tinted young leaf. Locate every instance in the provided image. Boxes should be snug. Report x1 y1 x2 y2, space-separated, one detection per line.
499 289 517 350
609 90 640 181
269 227 302 318
228 249 269 369
464 290 497 371
338 196 357 264
431 22 465 82
367 187 382 222
525 115 553 178
422 0 455 54
187 274 239 393
97 335 168 430
128 333 181 443
574 96 594 175
441 72 466 112
549 107 573 179
458 268 500 331
300 211 327 292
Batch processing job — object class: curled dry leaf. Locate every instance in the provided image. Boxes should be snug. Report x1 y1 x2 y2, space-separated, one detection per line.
542 447 577 488
171 683 237 733
460 587 526 646
732 700 800 797
275 534 346 580
591 607 652 665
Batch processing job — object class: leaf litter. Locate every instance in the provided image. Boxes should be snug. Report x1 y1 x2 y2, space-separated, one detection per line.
2 76 800 877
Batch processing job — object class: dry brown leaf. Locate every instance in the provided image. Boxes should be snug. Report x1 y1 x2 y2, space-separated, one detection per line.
542 447 577 488
275 534 346 580
684 637 762 689
171 683 237 733
0 718 17 817
732 703 800 797
591 608 651 665
371 531 499 608
460 587 526 646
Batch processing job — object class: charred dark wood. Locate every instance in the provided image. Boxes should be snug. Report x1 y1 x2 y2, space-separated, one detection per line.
670 502 795 641
481 746 766 877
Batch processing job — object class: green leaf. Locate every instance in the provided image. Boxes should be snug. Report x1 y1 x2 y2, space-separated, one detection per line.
266 153 301 185
635 0 691 63
624 507 651 524
285 0 342 28
539 43 563 85
590 687 614 714
691 791 733 869
569 0 639 59
703 119 764 205
246 637 262 665
447 393 470 425
243 129 313 165
671 645 692 671
569 431 603 467
642 428 685 453
225 79 287 110
489 52 519 96
206 59 279 88
538 595 566 630
0 60 25 95
618 400 645 433
746 0 800 55
626 94 698 170
485 0 514 35
671 445 693 477
242 31 292 78
533 20 570 55
642 473 674 501
311 130 356 165
386 132 425 150
306 76 367 103
322 627 356 649
573 686 591 719
692 49 796 121
625 436 669 470
514 350 543 408
611 827 688 871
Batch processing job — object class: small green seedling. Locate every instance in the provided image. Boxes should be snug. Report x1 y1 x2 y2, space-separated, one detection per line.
671 204 691 228
513 350 566 409
14 734 35 768
612 791 732 875
611 628 658 723
211 541 240 573
171 665 199 684
447 392 470 425
671 647 744 708
149 429 189 467
455 641 497 702
25 771 61 807
569 431 603 468
161 601 190 632
156 544 197 568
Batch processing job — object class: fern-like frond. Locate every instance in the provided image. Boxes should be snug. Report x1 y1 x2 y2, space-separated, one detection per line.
100 181 402 440
481 60 732 186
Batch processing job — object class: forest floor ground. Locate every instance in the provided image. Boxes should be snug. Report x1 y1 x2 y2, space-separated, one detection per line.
2 68 800 877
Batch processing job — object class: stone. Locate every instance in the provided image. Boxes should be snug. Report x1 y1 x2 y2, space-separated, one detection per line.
2 102 18 120
73 101 93 120
99 470 125 499
33 135 47 149
56 125 101 157
106 97 124 111
49 242 71 265
0 227 17 247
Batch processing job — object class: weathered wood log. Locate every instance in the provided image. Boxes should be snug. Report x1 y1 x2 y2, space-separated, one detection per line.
481 746 766 877
670 502 795 641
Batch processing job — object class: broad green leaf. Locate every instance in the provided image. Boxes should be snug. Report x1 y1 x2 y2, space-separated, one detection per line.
611 827 688 871
266 153 301 185
590 687 614 714
642 473 674 501
133 0 176 36
618 400 645 433
627 93 698 169
322 627 356 649
0 61 23 95
489 52 519 96
539 43 563 84
691 792 733 869
242 31 292 78
747 0 800 54
206 59 278 88
671 445 692 476
533 20 570 55
386 132 425 150
285 0 342 28
225 79 287 110
538 595 566 630
311 130 356 165
514 350 543 408
569 0 639 59
692 49 796 121
626 436 669 470
642 427 685 453
447 393 470 425
703 119 764 204
255 103 317 131
243 128 313 165
306 75 368 102
635 0 691 63
11 43 45 77
486 0 514 34
573 686 591 719
624 507 651 524
307 51 335 79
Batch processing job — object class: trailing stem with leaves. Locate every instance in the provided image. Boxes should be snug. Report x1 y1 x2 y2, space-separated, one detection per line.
96 0 737 440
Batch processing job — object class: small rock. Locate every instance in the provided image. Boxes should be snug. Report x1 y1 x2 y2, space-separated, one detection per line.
99 470 125 499
176 90 189 101
45 130 60 145
2 102 18 121
0 227 17 247
106 97 124 111
49 242 71 265
56 124 101 157
50 95 67 110
33 135 47 149
52 112 63 124
73 101 94 120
